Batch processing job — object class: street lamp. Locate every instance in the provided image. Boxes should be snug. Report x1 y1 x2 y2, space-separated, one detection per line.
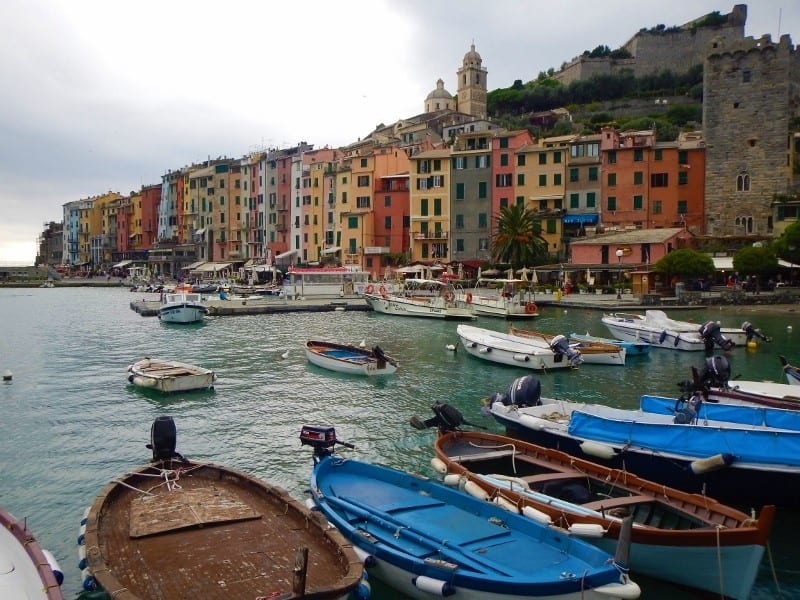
615 249 624 300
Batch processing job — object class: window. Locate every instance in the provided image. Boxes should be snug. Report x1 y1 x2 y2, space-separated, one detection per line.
496 173 512 187
553 151 561 164
651 173 669 187
546 219 557 234
587 142 599 157
478 238 488 251
633 148 643 162
499 137 509 149
517 173 525 186
678 150 688 164
418 160 430 174
500 154 509 167
456 182 465 199
633 195 643 210
654 149 663 161
736 173 750 191
356 196 370 208
569 168 579 182
478 213 487 228
348 216 358 229
360 158 367 168
476 155 489 168
742 70 751 83
433 159 441 171
420 198 428 216
432 175 444 188
633 171 643 185
607 196 617 211
357 175 370 187
586 192 596 208
454 157 466 170
384 195 391 207
554 173 562 186
607 151 616 164
538 153 547 165
678 172 688 185
539 199 548 211
569 193 579 208
456 238 465 252
433 198 442 216
538 174 547 186
588 166 598 181
478 181 487 198
653 200 662 214
607 173 616 186
455 214 464 229
516 196 525 207
500 197 508 209
517 154 526 166
341 191 347 203
677 200 687 214
384 216 391 229
418 178 429 190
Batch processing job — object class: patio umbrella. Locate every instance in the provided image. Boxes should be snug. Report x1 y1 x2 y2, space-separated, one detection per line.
457 263 464 279
531 269 538 284
518 268 529 282
477 267 482 279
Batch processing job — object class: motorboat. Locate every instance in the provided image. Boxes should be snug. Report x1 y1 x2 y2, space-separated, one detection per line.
77 416 364 599
158 286 209 324
509 326 626 366
600 310 754 351
457 324 583 371
487 375 800 506
413 402 774 600
0 506 64 599
456 278 539 319
781 355 800 386
301 425 641 600
569 332 651 356
305 340 398 376
365 279 476 320
127 357 216 393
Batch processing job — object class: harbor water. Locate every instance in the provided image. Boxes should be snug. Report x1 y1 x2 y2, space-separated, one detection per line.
1 286 799 599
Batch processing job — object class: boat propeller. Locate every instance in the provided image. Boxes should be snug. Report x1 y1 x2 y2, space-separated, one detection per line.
410 401 486 433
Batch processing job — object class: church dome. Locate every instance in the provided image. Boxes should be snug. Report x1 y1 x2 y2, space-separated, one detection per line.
426 78 453 101
462 43 482 67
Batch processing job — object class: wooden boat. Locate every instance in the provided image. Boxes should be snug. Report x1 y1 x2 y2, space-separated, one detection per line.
365 279 476 320
421 406 774 600
456 278 539 319
78 416 364 599
570 332 651 356
0 506 64 599
305 340 398 376
781 355 800 386
301 425 641 600
601 310 741 351
487 378 800 506
158 286 209 323
457 324 583 370
509 326 626 366
127 357 216 393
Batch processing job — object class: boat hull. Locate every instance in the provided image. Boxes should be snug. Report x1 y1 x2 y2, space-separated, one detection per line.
365 294 476 320
460 294 539 319
127 358 216 393
81 459 362 600
602 317 705 351
158 303 208 324
457 325 576 371
570 333 651 356
305 341 397 376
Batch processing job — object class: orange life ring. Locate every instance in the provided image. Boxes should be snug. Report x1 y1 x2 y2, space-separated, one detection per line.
365 284 375 294
466 292 473 304
379 285 387 298
525 302 538 314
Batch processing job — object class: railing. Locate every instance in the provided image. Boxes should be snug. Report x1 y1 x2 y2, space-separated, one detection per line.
413 231 449 239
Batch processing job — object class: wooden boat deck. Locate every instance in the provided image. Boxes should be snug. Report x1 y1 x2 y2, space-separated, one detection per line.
84 461 359 599
135 360 209 377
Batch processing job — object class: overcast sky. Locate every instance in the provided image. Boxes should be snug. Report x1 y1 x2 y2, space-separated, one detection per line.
1 1 796 265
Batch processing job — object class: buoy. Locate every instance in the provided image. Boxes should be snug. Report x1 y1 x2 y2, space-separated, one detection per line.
522 505 553 525
568 523 606 538
42 549 64 585
413 575 455 596
430 457 448 475
132 376 157 388
443 473 462 487
512 354 530 362
2 370 11 381
445 344 456 351
464 480 489 501
579 440 616 460
281 349 290 359
690 453 735 474
747 340 758 349
788 326 793 333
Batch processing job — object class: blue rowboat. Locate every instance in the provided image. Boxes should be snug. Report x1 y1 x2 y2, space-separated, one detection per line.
304 340 397 376
569 332 651 356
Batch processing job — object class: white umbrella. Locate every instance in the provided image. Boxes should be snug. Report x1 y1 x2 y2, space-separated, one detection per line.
457 263 464 279
477 266 482 279
531 269 538 284
506 268 515 279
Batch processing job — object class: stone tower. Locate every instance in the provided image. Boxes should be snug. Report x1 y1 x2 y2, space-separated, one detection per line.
703 33 799 237
456 44 487 119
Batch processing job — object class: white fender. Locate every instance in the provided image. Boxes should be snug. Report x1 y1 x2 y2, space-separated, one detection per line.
690 453 735 474
304 497 316 510
413 575 454 596
579 440 616 460
522 505 553 525
464 480 489 501
568 522 606 538
430 457 447 475
492 494 517 512
132 376 157 388
41 549 63 584
519 414 549 431
442 474 462 487
512 354 531 362
353 545 376 567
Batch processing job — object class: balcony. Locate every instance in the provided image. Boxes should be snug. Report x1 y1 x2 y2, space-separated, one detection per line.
413 231 449 240
364 246 390 255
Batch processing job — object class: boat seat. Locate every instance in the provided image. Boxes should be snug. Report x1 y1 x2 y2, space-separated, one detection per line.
521 472 585 485
582 495 653 511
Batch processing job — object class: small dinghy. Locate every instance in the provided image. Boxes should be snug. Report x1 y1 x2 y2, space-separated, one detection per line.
127 357 216 393
305 340 398 376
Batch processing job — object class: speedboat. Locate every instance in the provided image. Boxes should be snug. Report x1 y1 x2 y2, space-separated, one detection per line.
457 278 539 319
569 332 651 356
305 340 398 376
77 416 364 599
158 286 209 324
509 326 626 366
365 279 476 320
302 425 641 600
457 324 583 370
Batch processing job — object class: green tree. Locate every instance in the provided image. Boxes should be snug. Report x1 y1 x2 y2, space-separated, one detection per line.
491 204 548 268
733 246 779 291
653 249 715 287
772 221 800 265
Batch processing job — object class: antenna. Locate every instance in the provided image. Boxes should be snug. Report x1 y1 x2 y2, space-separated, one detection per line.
778 8 782 36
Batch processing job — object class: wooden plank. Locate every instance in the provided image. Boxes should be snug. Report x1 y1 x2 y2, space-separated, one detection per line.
582 495 654 511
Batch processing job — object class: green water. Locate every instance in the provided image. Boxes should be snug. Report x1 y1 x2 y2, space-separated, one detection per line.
0 287 797 598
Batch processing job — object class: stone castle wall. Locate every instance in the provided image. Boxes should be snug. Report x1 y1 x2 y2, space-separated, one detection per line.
703 34 797 237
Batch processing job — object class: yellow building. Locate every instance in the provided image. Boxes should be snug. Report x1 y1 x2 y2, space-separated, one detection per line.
409 148 452 263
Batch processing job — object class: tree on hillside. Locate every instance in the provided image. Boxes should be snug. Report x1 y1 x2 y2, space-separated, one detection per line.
733 246 779 291
772 220 800 265
491 204 549 268
653 249 714 287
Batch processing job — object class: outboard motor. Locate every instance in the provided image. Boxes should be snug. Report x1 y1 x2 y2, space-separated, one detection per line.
698 320 735 352
146 416 184 462
548 335 584 366
741 321 771 343
372 345 387 365
300 425 354 462
506 375 542 407
674 390 703 424
410 401 485 432
697 355 731 389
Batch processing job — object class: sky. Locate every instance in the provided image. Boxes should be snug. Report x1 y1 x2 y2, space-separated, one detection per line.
1 1 797 266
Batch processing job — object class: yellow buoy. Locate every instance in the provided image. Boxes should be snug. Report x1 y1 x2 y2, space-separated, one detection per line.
747 340 758 349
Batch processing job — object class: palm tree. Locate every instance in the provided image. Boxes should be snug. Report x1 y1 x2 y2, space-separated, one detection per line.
491 204 549 268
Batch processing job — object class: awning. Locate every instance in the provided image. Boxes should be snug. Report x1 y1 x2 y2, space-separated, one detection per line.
563 214 599 225
112 260 133 268
779 259 800 268
195 262 232 273
713 256 800 270
184 261 206 270
195 228 206 236
321 246 341 255
275 249 298 259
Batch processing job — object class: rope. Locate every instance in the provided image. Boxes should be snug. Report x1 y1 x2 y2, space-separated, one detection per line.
765 542 783 597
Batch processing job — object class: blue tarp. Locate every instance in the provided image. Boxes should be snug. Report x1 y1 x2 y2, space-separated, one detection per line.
640 395 800 431
562 214 599 225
